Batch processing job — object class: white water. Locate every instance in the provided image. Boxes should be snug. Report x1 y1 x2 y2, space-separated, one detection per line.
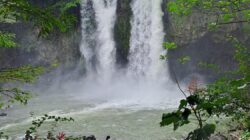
128 0 168 83
91 0 117 80
80 0 97 72
78 0 181 106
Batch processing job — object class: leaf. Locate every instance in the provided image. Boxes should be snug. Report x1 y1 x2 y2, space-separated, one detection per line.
178 56 191 64
161 111 190 131
178 99 188 110
208 22 218 30
160 112 180 127
0 32 16 48
163 42 177 50
160 55 167 60
187 95 200 106
222 14 233 22
182 108 191 120
191 124 216 140
200 102 214 116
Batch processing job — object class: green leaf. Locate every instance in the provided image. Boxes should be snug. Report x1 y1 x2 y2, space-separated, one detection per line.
187 95 200 106
0 32 16 48
178 99 188 110
222 14 233 22
182 108 191 120
178 56 191 64
160 112 180 127
200 102 213 116
163 42 177 50
191 124 216 140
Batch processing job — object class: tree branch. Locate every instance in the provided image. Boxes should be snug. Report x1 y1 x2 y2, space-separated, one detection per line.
172 70 188 98
217 20 249 25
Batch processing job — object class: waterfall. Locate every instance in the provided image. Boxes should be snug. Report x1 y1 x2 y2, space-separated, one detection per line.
128 0 168 82
80 0 167 82
92 0 117 79
80 0 117 80
78 0 180 107
80 0 97 72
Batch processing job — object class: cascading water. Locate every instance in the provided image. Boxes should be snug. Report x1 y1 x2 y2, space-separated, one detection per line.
80 0 117 80
78 0 180 107
91 0 117 79
80 0 97 72
128 0 168 82
80 0 169 84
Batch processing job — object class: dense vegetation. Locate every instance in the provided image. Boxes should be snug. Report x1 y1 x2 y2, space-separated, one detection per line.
161 0 250 139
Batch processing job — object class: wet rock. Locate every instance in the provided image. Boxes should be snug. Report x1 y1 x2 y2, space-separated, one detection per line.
114 0 132 66
210 133 227 140
106 136 111 140
0 113 7 117
83 135 96 140
24 130 33 140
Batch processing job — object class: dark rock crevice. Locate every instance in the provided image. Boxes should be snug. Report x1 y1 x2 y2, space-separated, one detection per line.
114 0 132 67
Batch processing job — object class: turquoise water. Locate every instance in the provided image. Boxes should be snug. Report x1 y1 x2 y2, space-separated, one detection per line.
0 92 232 140
0 92 195 140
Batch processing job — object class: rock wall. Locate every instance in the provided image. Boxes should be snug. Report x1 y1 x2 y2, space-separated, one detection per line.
163 1 250 82
114 0 132 67
0 1 82 72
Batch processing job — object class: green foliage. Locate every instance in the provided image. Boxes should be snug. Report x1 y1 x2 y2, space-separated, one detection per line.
241 130 250 140
161 44 250 139
161 88 217 139
0 65 44 83
0 0 79 111
160 54 168 60
187 124 216 140
28 114 74 133
0 65 45 110
0 0 79 109
163 42 177 50
161 42 191 62
0 132 8 139
161 34 250 139
161 42 192 64
167 0 198 16
52 0 81 13
198 62 220 72
161 45 250 139
0 87 31 108
160 109 190 131
178 56 191 64
163 1 250 139
0 0 79 41
167 0 250 28
0 32 16 48
0 1 78 138
205 38 250 122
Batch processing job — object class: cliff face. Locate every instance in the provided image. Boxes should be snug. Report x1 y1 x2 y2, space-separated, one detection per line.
114 0 132 67
0 1 82 71
163 1 250 82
